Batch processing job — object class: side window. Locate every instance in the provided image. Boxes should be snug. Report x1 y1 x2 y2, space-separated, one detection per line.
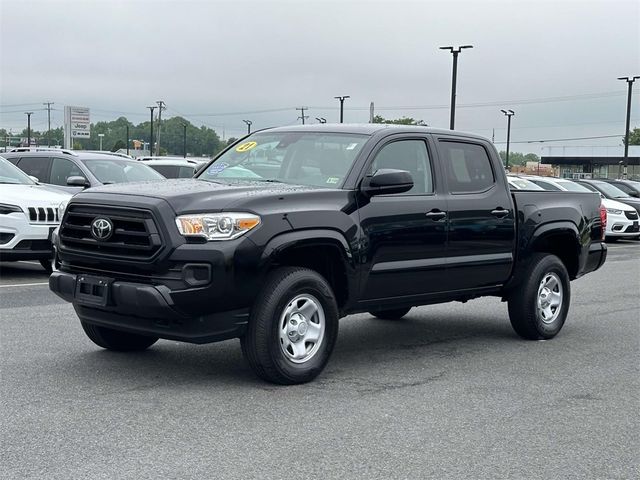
439 141 495 194
149 165 176 178
531 180 561 191
50 158 83 186
369 139 433 194
178 166 196 178
16 156 51 182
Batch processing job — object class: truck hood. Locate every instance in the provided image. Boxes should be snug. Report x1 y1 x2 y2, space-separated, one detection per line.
80 178 325 213
1 184 72 207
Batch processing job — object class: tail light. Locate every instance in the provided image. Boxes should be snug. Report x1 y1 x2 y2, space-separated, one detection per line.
599 203 607 241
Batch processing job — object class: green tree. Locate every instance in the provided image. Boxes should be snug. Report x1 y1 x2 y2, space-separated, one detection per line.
625 127 640 146
498 151 539 166
111 140 126 151
372 115 427 126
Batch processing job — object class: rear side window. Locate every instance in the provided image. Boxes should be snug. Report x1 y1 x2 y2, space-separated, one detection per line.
439 141 494 194
178 166 196 178
149 165 177 178
17 156 52 182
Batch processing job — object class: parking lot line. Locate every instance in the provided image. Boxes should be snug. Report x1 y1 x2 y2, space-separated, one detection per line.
0 282 49 288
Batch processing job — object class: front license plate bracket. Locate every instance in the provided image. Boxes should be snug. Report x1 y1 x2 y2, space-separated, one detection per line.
75 275 112 307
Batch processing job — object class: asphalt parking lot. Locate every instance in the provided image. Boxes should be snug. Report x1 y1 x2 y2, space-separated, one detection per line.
1 242 638 479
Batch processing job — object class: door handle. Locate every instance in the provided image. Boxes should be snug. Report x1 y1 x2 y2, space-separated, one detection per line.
491 208 509 218
425 210 447 221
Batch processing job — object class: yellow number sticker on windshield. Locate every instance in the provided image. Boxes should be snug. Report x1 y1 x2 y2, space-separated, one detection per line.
235 141 257 153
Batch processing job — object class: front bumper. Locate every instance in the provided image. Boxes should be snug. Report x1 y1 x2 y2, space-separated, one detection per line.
49 270 249 344
606 212 639 237
0 212 56 261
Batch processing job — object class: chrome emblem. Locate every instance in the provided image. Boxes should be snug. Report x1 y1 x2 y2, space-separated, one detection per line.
91 217 113 241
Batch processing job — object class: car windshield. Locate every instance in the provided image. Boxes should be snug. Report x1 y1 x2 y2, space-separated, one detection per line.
508 177 544 190
556 180 592 192
0 156 35 185
592 181 631 198
199 132 369 187
82 159 165 184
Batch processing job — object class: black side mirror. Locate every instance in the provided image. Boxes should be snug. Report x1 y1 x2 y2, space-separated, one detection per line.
360 169 414 196
67 176 90 188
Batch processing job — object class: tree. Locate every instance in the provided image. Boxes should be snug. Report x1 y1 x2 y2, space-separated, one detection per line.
111 140 126 151
624 127 640 146
498 151 539 167
372 115 427 126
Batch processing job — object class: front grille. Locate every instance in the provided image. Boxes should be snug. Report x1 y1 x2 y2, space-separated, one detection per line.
624 210 638 220
59 204 162 260
28 206 59 223
625 224 640 233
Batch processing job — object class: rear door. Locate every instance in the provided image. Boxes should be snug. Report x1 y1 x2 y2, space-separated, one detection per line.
15 156 52 183
435 137 516 290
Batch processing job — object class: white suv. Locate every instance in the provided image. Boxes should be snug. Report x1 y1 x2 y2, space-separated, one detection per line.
0 156 71 271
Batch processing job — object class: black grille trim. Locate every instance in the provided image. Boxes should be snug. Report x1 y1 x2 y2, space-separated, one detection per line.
59 204 163 261
624 210 638 220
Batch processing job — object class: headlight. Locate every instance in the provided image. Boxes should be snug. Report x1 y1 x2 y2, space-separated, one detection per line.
606 208 623 215
175 212 260 241
58 201 68 220
0 203 23 215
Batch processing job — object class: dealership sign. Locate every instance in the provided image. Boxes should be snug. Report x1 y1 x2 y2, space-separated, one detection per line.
63 106 91 147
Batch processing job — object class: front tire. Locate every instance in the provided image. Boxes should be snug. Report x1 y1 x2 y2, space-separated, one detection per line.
369 307 411 320
80 320 158 351
508 253 570 340
241 267 339 385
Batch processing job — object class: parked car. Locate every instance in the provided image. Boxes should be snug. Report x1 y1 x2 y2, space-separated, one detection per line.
50 125 607 384
0 155 71 271
506 175 545 191
519 176 639 240
596 178 640 198
574 179 640 216
139 158 203 178
3 149 165 192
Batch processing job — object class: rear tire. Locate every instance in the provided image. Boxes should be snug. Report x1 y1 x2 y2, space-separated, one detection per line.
241 267 339 385
507 253 570 340
369 307 411 320
80 320 158 351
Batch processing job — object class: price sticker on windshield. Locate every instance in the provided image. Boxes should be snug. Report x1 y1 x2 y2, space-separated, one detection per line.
235 141 257 153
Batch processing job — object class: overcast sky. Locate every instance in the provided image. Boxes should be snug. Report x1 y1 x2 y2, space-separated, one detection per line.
1 0 638 153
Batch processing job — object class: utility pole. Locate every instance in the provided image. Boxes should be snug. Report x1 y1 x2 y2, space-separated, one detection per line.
43 102 54 146
25 112 33 146
501 109 515 169
315 117 326 124
126 124 130 155
182 123 187 158
618 75 639 179
369 102 375 123
156 100 165 155
146 106 156 156
334 96 350 123
296 107 308 125
243 119 252 134
440 45 473 130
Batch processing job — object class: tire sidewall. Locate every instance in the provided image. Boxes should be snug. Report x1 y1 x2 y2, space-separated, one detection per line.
266 274 339 382
530 256 571 337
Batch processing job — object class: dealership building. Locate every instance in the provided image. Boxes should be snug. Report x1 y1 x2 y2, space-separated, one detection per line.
541 145 640 180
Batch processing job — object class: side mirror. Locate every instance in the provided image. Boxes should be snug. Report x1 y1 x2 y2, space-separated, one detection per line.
67 176 90 188
360 169 414 196
29 175 39 183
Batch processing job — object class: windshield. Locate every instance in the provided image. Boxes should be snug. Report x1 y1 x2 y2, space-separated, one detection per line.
592 181 630 198
82 159 165 184
556 180 592 192
199 132 369 187
508 177 544 190
0 156 36 185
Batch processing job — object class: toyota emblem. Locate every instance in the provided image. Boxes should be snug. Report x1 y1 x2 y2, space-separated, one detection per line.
91 217 113 241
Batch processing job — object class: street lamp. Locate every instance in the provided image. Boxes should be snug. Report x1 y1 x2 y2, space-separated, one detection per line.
98 133 105 151
334 96 350 123
243 119 252 134
617 75 639 179
440 45 473 130
182 123 187 158
501 109 515 169
24 112 33 146
316 117 326 124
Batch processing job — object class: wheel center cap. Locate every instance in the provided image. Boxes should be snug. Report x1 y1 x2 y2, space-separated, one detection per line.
297 321 308 336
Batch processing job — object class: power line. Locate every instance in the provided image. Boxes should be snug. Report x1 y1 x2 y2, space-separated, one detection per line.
493 134 621 144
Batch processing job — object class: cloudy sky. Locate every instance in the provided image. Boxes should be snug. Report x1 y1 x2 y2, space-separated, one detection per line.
1 0 638 152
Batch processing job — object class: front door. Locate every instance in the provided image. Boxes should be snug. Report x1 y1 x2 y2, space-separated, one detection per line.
357 136 448 301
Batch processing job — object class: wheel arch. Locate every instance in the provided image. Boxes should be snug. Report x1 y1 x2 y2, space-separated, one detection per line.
527 222 582 280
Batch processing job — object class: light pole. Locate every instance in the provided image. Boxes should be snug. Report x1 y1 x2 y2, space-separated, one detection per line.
617 75 639 179
334 96 350 123
440 45 473 130
501 109 515 169
182 123 187 158
126 124 130 155
98 133 105 151
147 106 156 156
316 117 326 124
243 119 252 134
24 112 33 146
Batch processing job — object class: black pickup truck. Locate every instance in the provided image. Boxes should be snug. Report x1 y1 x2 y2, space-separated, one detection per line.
50 125 607 384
